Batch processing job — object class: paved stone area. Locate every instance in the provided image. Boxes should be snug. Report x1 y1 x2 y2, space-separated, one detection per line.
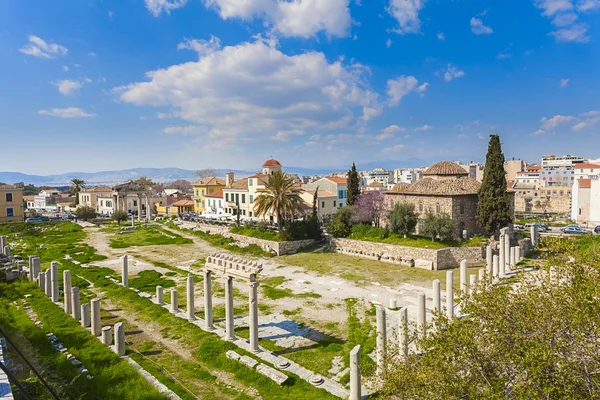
0 348 14 400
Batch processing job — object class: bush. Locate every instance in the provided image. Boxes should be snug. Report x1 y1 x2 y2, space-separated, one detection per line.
388 202 418 237
349 224 389 239
422 210 456 242
112 210 129 225
284 218 322 241
74 206 97 221
327 206 354 238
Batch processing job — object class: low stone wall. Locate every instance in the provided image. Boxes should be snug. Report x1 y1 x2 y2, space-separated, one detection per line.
180 222 315 256
329 237 485 270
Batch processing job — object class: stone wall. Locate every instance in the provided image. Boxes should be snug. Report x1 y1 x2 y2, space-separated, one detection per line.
514 188 571 214
178 222 315 256
329 237 485 270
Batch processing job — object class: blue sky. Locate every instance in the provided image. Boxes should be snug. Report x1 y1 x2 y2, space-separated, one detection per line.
1 0 599 175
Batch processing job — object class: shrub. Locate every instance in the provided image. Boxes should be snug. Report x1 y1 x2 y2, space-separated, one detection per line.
388 202 418 237
112 210 129 225
284 218 322 241
327 206 354 238
74 206 97 221
422 209 456 242
350 224 389 239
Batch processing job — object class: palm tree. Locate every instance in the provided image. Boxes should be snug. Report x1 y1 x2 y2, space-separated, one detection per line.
69 178 86 205
254 171 304 231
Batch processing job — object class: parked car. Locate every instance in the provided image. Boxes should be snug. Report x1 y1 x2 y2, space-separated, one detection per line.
537 223 550 232
594 225 600 234
25 217 42 223
561 226 588 234
513 224 526 231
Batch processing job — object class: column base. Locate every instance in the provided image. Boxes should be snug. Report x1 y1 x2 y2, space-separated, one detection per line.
205 325 215 331
225 336 236 342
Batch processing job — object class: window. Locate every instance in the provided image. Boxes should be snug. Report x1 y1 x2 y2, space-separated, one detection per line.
133 200 137 206
209 188 214 194
579 208 582 215
196 189 199 196
460 201 465 214
6 208 14 217
250 195 253 204
202 200 205 208
107 201 112 207
419 203 423 212
242 210 246 216
436 203 441 214
333 200 336 207
338 190 343 199
321 201 325 208
6 193 13 202
201 189 205 196
249 212 253 217
242 194 246 204
249 179 253 186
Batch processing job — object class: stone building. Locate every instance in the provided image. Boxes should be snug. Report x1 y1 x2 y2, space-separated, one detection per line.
385 161 496 239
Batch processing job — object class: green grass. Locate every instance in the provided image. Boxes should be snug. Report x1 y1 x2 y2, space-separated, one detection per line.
129 270 176 292
230 225 280 241
261 276 322 300
108 226 193 248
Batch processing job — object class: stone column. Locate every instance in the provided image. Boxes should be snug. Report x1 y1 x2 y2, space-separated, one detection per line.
38 271 45 290
50 262 59 302
417 292 426 339
32 257 40 280
113 195 119 212
486 245 492 274
376 306 387 375
114 322 125 356
349 345 361 400
249 281 259 353
492 255 499 279
469 274 477 295
3 246 11 258
398 307 408 359
204 270 213 330
446 271 454 318
170 289 178 313
432 279 441 314
156 286 164 305
225 276 235 341
122 255 129 288
146 198 152 221
101 326 113 346
503 229 510 275
91 298 101 336
499 231 506 277
137 194 143 222
28 256 35 281
71 287 81 321
0 236 5 255
81 303 91 328
530 224 538 247
45 270 52 297
187 275 195 321
63 270 72 315
389 299 397 309
460 260 468 294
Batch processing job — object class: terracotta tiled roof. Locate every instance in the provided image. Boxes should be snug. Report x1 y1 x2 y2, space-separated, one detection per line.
507 181 516 190
527 165 542 171
368 182 383 187
579 179 592 189
325 176 347 184
0 184 20 190
88 186 113 192
262 158 282 167
228 179 249 190
172 199 195 207
423 161 469 176
392 182 411 191
575 163 600 169
194 177 226 186
24 195 35 201
248 172 268 179
317 190 336 198
205 190 223 198
389 177 481 195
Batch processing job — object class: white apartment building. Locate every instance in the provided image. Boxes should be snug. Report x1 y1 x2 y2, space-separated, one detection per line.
574 163 600 181
394 169 416 184
365 168 393 186
572 177 600 227
540 155 585 187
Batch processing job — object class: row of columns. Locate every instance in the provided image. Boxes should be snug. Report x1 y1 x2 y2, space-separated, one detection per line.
113 194 152 222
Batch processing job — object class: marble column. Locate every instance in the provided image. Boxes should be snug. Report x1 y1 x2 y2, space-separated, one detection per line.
499 231 506 277
460 260 468 294
137 194 143 222
71 287 81 321
146 198 152 222
486 245 492 274
398 307 408 360
492 255 499 279
469 274 477 295
446 271 454 318
91 298 101 336
101 326 113 346
389 299 397 309
224 276 235 341
63 270 72 315
50 262 59 302
376 306 387 375
249 281 259 353
45 270 52 297
417 292 426 339
3 246 10 258
204 270 214 330
349 345 361 400
503 229 511 274
122 255 128 288
38 271 45 290
432 279 441 314
530 224 538 247
170 289 178 313
32 257 40 281
113 195 119 212
114 322 125 356
478 268 485 284
0 236 5 255
28 256 35 281
81 303 91 328
156 286 164 305
187 275 195 321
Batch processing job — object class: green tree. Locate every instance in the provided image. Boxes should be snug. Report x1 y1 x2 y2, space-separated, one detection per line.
312 187 319 220
477 134 512 237
388 202 418 237
254 170 304 231
134 177 154 186
423 209 456 242
74 205 96 221
69 178 86 205
327 206 354 237
112 210 129 225
346 163 360 206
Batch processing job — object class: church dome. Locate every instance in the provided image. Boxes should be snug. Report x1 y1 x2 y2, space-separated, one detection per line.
424 161 468 177
262 158 282 167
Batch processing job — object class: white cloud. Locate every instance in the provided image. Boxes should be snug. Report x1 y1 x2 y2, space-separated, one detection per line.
496 51 512 59
310 134 321 141
116 37 380 142
437 32 445 41
457 134 469 139
534 0 574 16
577 0 600 11
414 125 433 131
88 52 97 57
387 0 425 35
470 17 493 35
386 38 393 48
164 125 209 135
382 125 406 135
108 11 114 20
560 78 569 87
178 35 222 57
53 79 84 96
62 65 69 72
386 75 428 105
535 114 576 134
145 0 188 16
38 107 97 118
572 110 600 131
552 12 579 25
376 132 394 140
383 144 406 152
202 0 352 38
271 129 304 141
550 23 590 42
440 64 465 82
19 35 67 59
533 0 598 42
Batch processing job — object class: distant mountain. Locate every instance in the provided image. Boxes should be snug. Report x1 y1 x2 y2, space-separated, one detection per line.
0 159 434 186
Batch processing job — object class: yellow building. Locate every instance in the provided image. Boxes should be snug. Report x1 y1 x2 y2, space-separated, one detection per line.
0 184 24 223
193 177 226 213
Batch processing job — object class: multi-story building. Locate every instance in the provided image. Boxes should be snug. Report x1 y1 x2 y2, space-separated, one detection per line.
0 183 24 223
192 177 226 213
393 169 416 184
460 162 485 182
504 159 526 182
301 176 348 220
204 190 225 216
33 189 60 210
79 186 113 211
540 155 585 187
573 163 600 181
572 177 600 227
514 171 540 185
364 168 393 187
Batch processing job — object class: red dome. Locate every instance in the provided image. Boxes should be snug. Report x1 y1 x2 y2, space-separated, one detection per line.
262 158 282 167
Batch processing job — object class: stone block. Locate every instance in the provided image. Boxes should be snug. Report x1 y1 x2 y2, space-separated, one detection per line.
225 350 241 361
256 363 289 385
239 355 259 369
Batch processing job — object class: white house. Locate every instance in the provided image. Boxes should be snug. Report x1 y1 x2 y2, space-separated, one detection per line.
574 163 600 182
572 177 600 228
204 190 226 216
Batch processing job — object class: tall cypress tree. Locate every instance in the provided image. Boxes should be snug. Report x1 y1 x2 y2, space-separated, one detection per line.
476 134 512 237
346 162 360 206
